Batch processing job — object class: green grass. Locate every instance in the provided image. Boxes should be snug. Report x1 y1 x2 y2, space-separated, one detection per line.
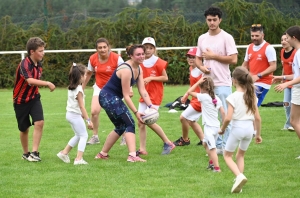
0 85 299 198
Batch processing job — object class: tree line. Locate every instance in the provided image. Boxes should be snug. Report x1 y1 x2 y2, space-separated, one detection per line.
0 0 299 88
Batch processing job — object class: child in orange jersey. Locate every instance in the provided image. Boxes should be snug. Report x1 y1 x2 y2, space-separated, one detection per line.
173 47 204 146
82 38 124 145
137 37 175 155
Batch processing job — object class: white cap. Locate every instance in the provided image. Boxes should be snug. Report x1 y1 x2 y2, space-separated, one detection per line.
142 37 156 47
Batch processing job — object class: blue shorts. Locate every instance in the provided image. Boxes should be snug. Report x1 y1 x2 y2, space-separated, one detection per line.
255 86 269 107
99 90 135 135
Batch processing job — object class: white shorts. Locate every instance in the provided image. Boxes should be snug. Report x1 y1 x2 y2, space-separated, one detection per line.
225 120 253 152
203 125 219 150
291 87 300 105
93 84 101 96
138 102 160 113
181 105 202 122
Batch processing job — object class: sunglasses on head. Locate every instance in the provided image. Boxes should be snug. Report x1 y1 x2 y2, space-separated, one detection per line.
251 24 261 27
251 24 263 31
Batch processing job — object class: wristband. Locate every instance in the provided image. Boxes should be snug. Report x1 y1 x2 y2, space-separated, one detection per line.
86 118 91 124
283 76 286 80
148 104 152 108
257 73 262 79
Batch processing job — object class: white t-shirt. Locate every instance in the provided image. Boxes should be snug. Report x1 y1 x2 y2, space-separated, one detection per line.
191 67 202 78
196 93 222 127
196 29 238 87
226 91 255 121
142 55 159 68
66 85 85 114
292 49 300 87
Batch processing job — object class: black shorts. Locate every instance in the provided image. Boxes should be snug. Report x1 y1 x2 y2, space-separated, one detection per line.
13 94 44 132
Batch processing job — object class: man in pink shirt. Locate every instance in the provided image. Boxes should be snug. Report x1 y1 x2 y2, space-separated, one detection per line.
195 6 238 155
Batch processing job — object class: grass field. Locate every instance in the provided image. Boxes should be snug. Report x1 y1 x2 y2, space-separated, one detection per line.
0 85 299 198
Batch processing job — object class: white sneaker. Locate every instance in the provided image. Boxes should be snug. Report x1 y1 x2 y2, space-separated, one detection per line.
288 126 295 131
231 174 247 193
57 151 70 163
87 136 100 145
74 158 88 165
216 148 223 155
295 156 300 159
120 136 126 146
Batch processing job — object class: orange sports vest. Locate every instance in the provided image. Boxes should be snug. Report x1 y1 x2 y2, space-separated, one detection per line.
189 67 202 112
139 58 168 105
281 48 296 88
248 43 272 85
89 52 120 88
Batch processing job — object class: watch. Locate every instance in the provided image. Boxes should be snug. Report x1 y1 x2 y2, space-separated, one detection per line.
257 73 262 79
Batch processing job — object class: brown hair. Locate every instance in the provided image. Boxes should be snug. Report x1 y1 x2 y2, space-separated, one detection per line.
95 38 110 49
199 77 217 107
68 63 86 90
26 37 45 55
125 44 145 56
232 66 256 114
286 25 300 41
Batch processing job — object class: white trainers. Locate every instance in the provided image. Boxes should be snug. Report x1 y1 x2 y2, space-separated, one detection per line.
216 148 223 155
231 173 247 193
288 126 295 131
87 136 100 145
74 158 88 165
120 136 126 146
57 151 70 163
295 156 300 159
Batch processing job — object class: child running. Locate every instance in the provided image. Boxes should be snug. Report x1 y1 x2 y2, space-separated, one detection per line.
187 76 225 172
57 63 93 165
219 66 262 193
137 37 175 155
173 47 204 146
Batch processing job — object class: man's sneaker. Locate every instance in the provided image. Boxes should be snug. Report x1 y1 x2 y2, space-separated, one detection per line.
57 151 70 163
127 155 146 162
28 151 41 162
136 150 148 156
216 148 223 155
231 173 247 193
197 141 203 146
173 137 190 146
161 142 175 155
22 152 31 161
87 136 100 145
74 158 88 165
207 163 214 170
120 136 126 146
95 152 109 160
288 126 295 131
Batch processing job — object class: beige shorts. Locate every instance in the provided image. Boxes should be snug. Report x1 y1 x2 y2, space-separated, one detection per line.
291 87 300 105
92 84 101 96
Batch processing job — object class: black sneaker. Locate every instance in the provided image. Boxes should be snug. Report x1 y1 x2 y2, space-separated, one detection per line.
173 137 190 146
197 141 203 146
207 163 214 170
28 151 41 162
22 152 31 161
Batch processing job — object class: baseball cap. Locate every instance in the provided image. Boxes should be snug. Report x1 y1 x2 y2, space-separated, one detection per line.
142 37 156 47
186 47 197 56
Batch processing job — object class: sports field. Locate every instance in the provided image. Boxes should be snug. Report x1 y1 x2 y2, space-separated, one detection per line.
0 85 299 197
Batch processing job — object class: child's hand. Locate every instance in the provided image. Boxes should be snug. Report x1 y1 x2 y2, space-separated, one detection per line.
87 122 93 130
47 82 56 92
218 129 225 135
255 135 262 144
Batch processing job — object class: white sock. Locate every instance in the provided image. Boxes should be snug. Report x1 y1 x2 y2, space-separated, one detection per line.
129 152 136 157
93 135 98 138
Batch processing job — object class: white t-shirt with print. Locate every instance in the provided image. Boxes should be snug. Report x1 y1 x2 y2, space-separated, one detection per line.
66 85 85 114
292 49 300 87
196 93 222 127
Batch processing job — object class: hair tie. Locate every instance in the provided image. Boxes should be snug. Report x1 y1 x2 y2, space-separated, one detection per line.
73 62 77 67
212 98 217 105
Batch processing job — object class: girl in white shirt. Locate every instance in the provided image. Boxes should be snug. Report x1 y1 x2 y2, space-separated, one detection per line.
187 76 225 172
220 66 262 193
57 63 93 165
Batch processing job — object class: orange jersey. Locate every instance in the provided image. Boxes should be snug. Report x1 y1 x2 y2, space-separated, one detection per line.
189 66 202 112
88 52 121 88
281 48 296 88
248 43 272 85
139 57 168 105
